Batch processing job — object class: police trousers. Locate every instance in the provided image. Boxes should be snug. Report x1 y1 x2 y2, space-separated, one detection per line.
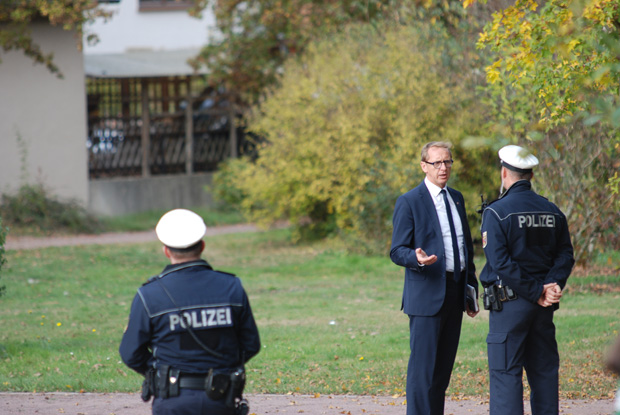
153 389 234 415
487 296 559 415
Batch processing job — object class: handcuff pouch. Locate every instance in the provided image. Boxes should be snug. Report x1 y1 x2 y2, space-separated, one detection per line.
205 369 230 401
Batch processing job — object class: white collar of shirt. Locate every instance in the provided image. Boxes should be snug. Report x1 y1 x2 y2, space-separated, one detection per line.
424 177 445 198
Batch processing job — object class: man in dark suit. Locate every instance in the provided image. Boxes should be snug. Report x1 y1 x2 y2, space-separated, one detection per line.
390 141 479 415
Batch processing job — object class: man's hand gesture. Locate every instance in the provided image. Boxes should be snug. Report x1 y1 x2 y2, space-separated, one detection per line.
415 248 438 266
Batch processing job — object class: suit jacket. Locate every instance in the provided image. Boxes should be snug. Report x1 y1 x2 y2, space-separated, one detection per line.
390 181 477 316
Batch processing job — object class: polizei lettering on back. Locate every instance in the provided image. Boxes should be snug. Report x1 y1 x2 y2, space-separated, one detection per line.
169 307 233 331
517 214 555 228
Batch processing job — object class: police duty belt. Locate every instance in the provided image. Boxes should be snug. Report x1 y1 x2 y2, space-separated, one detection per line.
483 280 517 312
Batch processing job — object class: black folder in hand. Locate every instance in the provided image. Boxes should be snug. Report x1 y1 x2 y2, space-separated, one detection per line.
466 284 479 312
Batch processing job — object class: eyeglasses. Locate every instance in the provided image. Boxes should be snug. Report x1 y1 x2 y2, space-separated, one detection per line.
423 159 454 169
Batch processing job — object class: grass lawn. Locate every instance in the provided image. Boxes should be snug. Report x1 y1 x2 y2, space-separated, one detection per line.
0 228 618 399
99 207 245 233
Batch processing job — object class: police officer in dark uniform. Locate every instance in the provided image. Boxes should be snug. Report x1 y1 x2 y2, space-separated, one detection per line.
119 209 261 415
480 145 574 415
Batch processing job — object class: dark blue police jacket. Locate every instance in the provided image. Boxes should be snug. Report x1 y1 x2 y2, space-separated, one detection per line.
119 260 261 375
480 180 574 304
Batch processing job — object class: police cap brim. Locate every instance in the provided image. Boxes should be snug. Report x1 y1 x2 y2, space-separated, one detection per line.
499 145 539 173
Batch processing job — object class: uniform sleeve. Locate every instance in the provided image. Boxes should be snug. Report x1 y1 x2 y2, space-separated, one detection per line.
238 288 261 363
455 192 478 290
119 292 153 375
390 195 422 271
482 209 543 303
544 212 575 289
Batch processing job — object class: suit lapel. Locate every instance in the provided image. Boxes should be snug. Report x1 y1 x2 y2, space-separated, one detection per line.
447 188 466 224
418 183 442 237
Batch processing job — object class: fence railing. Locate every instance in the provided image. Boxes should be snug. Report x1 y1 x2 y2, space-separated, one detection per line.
87 77 256 179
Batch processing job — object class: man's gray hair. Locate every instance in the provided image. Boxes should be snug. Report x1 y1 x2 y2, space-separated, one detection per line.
421 141 453 162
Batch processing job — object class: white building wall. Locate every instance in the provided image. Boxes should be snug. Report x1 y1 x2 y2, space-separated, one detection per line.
84 0 216 54
0 23 89 206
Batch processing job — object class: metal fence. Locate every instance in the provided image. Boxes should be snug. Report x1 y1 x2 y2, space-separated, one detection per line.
86 77 256 179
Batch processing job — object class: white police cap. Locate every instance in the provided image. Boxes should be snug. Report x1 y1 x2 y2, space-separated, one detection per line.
155 209 207 248
498 145 539 173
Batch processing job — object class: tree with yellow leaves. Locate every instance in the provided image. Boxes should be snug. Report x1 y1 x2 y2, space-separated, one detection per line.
473 0 620 128
465 0 620 263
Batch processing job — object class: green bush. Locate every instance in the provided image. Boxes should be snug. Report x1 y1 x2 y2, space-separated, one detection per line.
214 22 496 252
0 184 102 235
210 158 251 211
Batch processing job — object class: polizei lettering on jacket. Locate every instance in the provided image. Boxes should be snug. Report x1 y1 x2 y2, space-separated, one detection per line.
517 214 555 228
169 307 233 331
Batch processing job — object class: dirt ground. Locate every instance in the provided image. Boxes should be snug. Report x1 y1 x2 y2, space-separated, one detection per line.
4 224 261 251
0 392 615 415
3 228 617 414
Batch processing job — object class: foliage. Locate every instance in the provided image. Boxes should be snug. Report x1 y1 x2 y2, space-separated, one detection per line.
0 184 102 236
188 0 386 104
209 158 252 210
530 121 620 264
0 229 618 396
0 0 110 77
189 0 495 104
465 0 620 263
213 22 496 252
472 0 620 129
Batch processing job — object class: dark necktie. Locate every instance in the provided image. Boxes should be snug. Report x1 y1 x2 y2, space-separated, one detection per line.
441 189 461 280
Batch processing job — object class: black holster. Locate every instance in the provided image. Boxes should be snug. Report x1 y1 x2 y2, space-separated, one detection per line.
226 367 246 409
483 285 502 311
141 368 156 402
483 283 518 311
205 369 230 401
205 366 248 414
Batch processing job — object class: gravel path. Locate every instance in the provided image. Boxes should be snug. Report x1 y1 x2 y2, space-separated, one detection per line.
0 392 614 415
4 224 261 251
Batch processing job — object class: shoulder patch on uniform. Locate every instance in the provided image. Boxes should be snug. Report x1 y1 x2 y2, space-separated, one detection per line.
482 231 488 248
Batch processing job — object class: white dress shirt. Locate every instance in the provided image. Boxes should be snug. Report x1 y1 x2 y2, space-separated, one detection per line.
424 178 465 272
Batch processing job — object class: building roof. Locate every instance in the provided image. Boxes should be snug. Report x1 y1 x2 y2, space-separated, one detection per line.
84 48 207 78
